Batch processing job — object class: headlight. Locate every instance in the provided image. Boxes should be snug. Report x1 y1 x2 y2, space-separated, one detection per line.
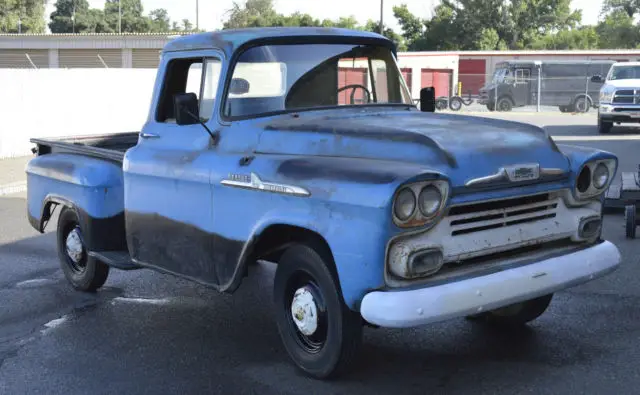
592 163 609 189
392 179 449 228
600 86 615 103
394 188 416 221
574 158 616 200
418 186 442 217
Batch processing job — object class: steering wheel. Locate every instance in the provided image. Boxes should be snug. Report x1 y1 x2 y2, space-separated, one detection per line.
336 84 372 105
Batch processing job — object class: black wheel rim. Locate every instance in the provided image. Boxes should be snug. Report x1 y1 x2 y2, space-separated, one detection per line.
63 224 88 274
284 271 328 354
498 100 510 111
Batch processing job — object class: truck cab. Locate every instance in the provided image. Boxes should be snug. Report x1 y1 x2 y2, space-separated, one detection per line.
594 61 640 133
26 27 622 380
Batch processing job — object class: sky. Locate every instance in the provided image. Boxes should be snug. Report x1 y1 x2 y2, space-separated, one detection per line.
44 0 606 33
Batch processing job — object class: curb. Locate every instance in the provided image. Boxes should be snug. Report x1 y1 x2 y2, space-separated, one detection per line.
0 181 27 197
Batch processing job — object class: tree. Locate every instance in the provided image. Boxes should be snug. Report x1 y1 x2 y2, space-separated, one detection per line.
601 0 640 18
148 8 170 32
0 0 47 33
596 9 640 48
103 0 150 33
49 0 109 33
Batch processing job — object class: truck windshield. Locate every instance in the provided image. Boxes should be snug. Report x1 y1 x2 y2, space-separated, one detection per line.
608 65 640 80
222 43 413 119
492 67 510 83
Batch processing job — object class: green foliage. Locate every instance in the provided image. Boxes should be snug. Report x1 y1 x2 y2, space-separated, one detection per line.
48 0 199 33
221 0 406 50
0 0 47 33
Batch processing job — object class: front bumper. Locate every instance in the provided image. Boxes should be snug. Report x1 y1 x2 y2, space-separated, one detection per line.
360 240 620 328
599 104 640 122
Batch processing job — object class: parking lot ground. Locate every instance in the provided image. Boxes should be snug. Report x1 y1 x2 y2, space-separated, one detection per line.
0 189 639 394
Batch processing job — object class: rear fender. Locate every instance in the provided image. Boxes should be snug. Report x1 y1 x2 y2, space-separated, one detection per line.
26 153 126 251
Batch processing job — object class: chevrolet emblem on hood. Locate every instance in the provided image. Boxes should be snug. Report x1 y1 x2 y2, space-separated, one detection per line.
505 164 540 182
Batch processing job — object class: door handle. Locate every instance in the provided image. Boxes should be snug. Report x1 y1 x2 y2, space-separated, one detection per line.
139 132 160 139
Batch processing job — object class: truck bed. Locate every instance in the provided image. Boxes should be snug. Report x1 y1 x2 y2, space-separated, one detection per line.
31 132 140 163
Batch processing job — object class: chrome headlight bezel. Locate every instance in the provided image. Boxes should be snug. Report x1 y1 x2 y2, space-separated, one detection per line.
573 158 617 201
392 180 450 228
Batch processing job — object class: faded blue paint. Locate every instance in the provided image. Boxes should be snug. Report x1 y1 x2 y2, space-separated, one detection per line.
27 28 620 310
26 154 124 226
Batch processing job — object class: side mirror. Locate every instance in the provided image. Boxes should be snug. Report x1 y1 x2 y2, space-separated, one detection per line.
229 78 250 95
420 87 436 112
174 92 200 125
591 75 603 83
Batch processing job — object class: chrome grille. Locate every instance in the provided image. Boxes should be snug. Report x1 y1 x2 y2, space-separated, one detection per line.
447 193 558 236
613 89 639 104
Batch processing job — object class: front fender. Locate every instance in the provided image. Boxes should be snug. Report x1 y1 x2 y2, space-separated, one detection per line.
557 144 619 178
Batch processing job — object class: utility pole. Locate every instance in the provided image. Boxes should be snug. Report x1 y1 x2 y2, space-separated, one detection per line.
380 0 384 34
196 0 199 31
118 0 122 34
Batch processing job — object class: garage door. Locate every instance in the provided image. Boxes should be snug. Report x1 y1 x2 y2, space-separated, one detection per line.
59 49 122 68
458 59 486 96
401 68 412 95
421 69 451 98
338 67 368 104
132 49 161 69
0 49 48 68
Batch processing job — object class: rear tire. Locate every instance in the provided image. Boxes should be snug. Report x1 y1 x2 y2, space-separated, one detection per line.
56 206 109 292
273 242 363 379
465 294 553 327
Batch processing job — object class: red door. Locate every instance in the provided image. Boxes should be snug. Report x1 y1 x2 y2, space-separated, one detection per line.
401 68 412 95
458 59 486 96
338 67 368 104
421 69 451 98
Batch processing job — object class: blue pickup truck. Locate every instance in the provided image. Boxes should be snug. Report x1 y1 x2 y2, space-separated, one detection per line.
26 27 621 379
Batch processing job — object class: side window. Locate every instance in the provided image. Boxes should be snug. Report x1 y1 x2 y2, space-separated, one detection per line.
515 68 530 84
156 56 222 123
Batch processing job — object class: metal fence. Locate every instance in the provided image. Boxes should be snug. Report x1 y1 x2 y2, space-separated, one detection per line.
427 73 604 114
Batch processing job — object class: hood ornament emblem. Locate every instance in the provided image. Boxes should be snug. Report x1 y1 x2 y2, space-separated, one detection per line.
466 163 565 187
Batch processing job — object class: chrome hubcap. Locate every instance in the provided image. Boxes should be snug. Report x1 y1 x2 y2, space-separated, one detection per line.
290 287 318 336
65 227 84 264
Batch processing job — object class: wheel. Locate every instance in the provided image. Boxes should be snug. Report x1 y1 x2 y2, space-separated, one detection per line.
465 294 553 327
598 116 612 134
57 206 109 292
559 106 567 113
449 96 463 111
573 96 590 113
273 242 363 379
435 98 448 110
486 103 495 112
625 205 636 239
496 97 513 112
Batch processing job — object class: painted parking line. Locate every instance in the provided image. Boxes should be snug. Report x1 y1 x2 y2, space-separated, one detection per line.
0 181 26 196
551 135 640 141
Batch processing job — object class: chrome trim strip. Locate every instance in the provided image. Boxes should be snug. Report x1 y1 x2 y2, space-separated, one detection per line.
221 172 311 197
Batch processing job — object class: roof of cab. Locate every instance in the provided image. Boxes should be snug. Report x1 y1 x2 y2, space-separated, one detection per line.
162 27 394 58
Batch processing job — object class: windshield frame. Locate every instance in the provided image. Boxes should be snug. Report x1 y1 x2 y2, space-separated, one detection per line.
218 38 413 122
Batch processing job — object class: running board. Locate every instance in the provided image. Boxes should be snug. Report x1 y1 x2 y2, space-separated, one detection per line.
88 250 141 271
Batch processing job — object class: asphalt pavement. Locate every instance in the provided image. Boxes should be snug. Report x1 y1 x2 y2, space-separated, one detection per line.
1 113 640 394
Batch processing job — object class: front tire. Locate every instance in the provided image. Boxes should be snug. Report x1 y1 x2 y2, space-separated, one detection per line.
273 242 363 379
466 294 553 327
57 206 109 292
496 97 513 112
625 205 637 239
598 116 612 134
